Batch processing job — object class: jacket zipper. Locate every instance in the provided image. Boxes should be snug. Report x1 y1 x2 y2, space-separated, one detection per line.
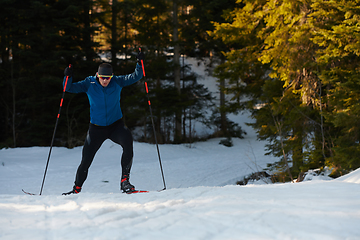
103 88 108 125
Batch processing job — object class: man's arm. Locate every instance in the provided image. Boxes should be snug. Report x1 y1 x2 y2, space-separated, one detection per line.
63 76 91 93
113 63 143 87
63 66 90 93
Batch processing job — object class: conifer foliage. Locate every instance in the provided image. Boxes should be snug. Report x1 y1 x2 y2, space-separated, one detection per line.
211 0 360 177
0 0 226 147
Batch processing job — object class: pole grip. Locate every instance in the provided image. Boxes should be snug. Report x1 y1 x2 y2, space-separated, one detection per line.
138 48 146 77
63 64 72 92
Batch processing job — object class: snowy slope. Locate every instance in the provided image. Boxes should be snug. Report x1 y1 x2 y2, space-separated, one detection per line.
1 135 360 239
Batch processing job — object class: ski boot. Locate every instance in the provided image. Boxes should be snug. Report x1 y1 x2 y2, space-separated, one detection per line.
121 175 135 193
62 185 81 195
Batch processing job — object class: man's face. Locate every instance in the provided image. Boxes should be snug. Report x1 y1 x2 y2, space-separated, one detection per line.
97 73 113 87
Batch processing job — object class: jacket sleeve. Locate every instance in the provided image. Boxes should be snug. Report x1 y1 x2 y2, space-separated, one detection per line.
63 76 90 93
113 63 143 87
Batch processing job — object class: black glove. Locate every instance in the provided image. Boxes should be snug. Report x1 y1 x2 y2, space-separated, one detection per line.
64 66 73 77
136 51 145 64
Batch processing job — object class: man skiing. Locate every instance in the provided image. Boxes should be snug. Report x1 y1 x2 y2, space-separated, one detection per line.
62 52 144 195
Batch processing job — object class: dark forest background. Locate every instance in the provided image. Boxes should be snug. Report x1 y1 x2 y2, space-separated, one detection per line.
1 0 360 179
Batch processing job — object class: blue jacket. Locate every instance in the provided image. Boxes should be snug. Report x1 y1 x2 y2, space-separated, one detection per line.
63 63 143 126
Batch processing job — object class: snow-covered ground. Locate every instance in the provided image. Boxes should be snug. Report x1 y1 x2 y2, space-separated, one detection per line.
1 57 360 239
1 121 360 239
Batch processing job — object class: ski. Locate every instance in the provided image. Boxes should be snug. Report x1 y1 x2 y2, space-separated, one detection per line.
125 190 149 194
23 189 153 195
125 188 165 194
22 189 37 195
62 190 76 196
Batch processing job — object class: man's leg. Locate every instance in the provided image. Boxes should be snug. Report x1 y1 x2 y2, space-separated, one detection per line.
109 119 134 176
109 119 134 192
75 124 107 188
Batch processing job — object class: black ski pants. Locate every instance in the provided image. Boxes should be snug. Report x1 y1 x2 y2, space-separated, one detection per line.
74 119 133 188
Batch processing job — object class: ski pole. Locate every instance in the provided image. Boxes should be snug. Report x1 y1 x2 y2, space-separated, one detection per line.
139 48 166 191
39 64 72 195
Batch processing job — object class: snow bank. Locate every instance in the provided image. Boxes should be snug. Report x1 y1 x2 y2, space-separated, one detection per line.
336 168 360 184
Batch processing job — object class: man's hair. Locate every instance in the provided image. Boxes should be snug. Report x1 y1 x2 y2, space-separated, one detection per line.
98 63 113 76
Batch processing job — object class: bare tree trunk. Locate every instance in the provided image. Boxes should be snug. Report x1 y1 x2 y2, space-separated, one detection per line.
219 58 228 136
173 0 181 142
111 0 118 67
83 0 92 62
272 114 294 182
11 58 16 148
219 75 227 136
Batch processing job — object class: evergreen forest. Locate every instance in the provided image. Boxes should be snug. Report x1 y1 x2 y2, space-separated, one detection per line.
1 0 360 179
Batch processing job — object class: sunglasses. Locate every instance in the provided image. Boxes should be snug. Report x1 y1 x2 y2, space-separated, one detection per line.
98 74 113 80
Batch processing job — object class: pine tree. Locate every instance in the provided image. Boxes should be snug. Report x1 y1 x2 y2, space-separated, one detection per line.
182 0 239 139
211 0 360 177
310 0 360 174
0 0 99 148
211 0 323 178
